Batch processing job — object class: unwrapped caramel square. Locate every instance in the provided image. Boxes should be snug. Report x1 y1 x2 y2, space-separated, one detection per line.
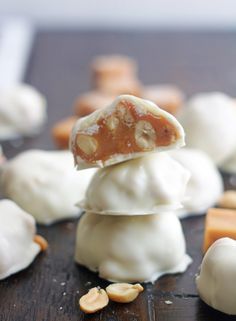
203 207 236 253
52 116 78 149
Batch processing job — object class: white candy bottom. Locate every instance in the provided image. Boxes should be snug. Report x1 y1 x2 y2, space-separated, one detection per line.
75 212 191 283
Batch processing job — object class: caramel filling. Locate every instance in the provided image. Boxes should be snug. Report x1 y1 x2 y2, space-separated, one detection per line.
74 101 179 163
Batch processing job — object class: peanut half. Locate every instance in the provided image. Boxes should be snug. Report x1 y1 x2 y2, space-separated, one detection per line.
106 115 119 131
217 190 236 209
34 235 48 251
135 120 156 150
76 135 98 155
79 287 109 314
106 283 144 303
118 105 134 127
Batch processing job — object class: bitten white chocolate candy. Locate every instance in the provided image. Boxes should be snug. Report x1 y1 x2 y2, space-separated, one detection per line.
168 149 223 218
75 212 192 282
196 238 236 315
0 150 96 225
71 94 185 169
0 199 41 280
81 153 190 215
0 84 47 139
178 92 236 165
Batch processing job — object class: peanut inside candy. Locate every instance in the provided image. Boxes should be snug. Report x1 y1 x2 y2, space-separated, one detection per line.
106 283 144 303
34 234 48 251
79 287 109 314
73 96 179 165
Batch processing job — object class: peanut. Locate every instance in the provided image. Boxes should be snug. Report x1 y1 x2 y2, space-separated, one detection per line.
34 235 48 251
79 287 109 314
135 120 156 150
106 283 144 303
117 105 134 127
106 115 119 131
76 135 98 155
218 190 236 209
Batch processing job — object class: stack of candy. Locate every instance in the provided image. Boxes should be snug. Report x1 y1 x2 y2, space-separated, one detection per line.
70 94 192 282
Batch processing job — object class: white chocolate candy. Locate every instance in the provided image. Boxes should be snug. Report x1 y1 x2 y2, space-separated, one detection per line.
75 212 192 282
0 84 47 139
168 149 223 218
0 199 41 280
196 238 236 315
71 95 185 169
0 150 96 225
81 153 190 215
178 92 236 165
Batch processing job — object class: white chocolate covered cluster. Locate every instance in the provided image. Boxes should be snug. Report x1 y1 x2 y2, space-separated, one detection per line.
0 150 96 225
75 212 192 282
178 92 236 165
0 199 41 280
196 238 236 315
0 84 47 139
81 153 190 215
168 149 223 217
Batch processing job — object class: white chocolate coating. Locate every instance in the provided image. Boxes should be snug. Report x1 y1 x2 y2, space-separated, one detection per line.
178 92 236 165
0 199 41 280
81 153 190 215
75 212 192 282
196 238 236 315
0 150 96 225
0 84 47 139
71 95 185 169
168 149 223 218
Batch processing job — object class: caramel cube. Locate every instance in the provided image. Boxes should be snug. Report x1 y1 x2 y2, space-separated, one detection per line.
52 116 78 149
203 207 236 253
96 76 142 96
74 91 115 117
91 55 138 84
142 85 184 115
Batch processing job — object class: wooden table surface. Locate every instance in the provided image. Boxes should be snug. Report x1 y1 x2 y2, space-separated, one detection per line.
1 30 236 321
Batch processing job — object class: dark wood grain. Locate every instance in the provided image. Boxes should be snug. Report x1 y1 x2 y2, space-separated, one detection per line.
1 30 236 321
